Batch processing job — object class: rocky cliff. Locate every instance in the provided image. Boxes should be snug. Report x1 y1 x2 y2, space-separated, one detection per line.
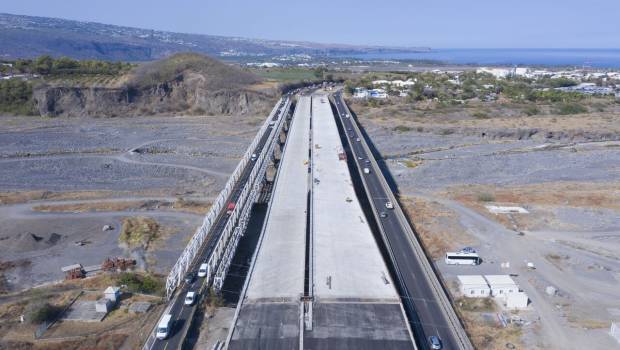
32 53 277 117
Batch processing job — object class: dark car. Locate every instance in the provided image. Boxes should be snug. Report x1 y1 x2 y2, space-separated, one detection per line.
379 212 387 218
184 271 196 285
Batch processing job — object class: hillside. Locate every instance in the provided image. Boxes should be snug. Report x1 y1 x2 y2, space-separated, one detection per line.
0 13 429 62
31 53 277 117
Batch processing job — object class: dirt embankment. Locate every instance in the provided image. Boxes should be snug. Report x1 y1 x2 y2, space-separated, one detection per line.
351 99 620 143
32 53 278 118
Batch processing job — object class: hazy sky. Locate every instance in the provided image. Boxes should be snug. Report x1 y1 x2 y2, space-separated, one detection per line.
3 0 619 48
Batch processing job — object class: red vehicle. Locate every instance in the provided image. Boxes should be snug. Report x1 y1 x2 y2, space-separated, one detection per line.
226 202 236 215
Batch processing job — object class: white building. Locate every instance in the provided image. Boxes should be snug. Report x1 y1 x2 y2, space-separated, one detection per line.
353 87 369 99
104 286 121 302
506 292 529 309
392 79 416 87
458 275 491 298
514 67 529 77
477 67 512 79
372 79 390 86
485 275 518 298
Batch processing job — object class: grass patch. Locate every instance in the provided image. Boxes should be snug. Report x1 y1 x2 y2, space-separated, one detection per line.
472 111 490 119
119 217 159 249
393 125 413 133
129 53 261 89
252 68 317 82
456 297 497 312
524 105 540 116
477 192 495 202
556 102 588 115
117 272 164 296
175 198 212 215
401 159 421 168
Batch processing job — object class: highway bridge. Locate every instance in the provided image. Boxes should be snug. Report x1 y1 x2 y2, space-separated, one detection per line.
143 88 473 350
332 91 473 350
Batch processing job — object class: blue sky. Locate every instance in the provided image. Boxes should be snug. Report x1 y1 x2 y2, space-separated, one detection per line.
2 0 619 48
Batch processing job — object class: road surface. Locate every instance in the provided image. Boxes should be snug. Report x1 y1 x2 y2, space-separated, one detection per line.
333 91 462 350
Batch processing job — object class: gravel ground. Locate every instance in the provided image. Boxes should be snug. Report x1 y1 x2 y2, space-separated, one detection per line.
0 114 258 292
359 115 620 349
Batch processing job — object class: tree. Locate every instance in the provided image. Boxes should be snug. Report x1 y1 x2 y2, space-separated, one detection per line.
34 55 53 74
313 67 327 79
52 56 79 71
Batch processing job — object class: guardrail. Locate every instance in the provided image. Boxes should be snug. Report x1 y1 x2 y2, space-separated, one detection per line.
164 97 287 299
332 92 473 350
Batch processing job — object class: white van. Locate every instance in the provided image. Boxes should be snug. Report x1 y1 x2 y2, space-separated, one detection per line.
156 314 172 340
198 263 208 277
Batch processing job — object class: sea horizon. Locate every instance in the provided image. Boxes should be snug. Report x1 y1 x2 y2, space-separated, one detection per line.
344 48 620 69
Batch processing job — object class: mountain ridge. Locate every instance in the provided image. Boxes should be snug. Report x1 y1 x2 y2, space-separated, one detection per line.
0 12 430 61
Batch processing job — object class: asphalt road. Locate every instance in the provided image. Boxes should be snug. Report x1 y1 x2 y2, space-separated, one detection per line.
150 97 290 350
332 92 460 350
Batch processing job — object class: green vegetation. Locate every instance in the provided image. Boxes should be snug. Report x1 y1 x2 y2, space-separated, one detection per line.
543 77 578 88
556 102 588 115
393 125 413 133
346 70 596 109
477 192 495 202
401 159 420 168
524 105 540 116
0 79 37 115
130 52 260 89
253 67 318 82
117 272 164 296
8 56 132 76
119 217 160 249
472 111 490 119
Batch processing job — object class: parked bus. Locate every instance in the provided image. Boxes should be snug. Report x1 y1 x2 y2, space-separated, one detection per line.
445 252 480 265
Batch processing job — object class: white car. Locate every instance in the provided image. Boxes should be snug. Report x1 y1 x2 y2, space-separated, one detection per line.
184 291 196 306
385 201 394 209
198 263 208 277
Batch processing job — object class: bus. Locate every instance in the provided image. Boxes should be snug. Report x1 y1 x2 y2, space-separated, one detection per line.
445 252 480 265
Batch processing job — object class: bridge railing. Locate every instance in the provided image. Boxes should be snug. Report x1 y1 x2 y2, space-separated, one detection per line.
209 98 292 290
164 97 287 299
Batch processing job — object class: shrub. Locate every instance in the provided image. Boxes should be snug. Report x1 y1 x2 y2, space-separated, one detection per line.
472 111 490 119
117 272 163 295
524 105 540 116
556 103 587 115
393 125 413 133
477 192 495 202
547 77 578 88
119 217 159 249
0 79 37 115
25 301 62 324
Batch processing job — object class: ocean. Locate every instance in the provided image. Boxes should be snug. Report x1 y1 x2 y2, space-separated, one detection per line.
344 49 620 68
